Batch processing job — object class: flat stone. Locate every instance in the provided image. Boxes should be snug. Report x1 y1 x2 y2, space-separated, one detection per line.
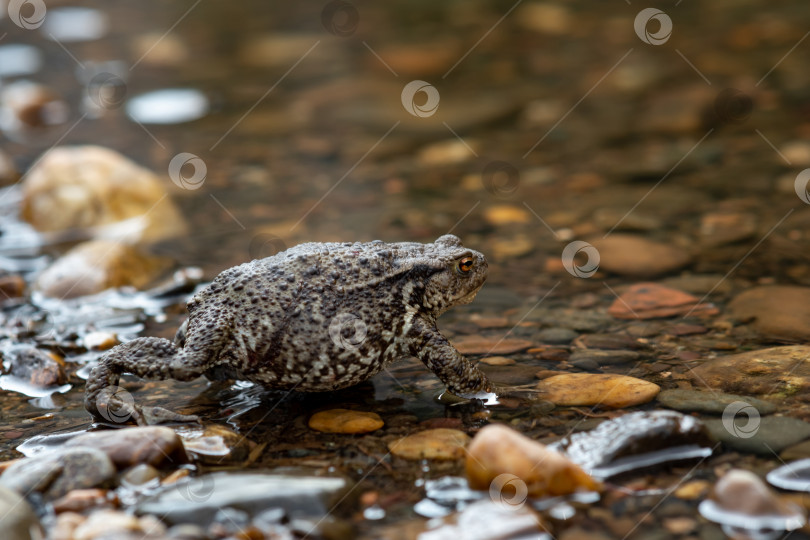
591 235 692 278
177 424 253 464
65 427 187 469
308 409 383 434
536 373 660 409
453 337 534 355
575 334 648 350
528 308 614 332
608 283 718 320
537 327 578 344
568 349 641 366
657 389 777 415
0 484 42 540
705 416 810 455
0 447 115 498
690 346 810 398
388 429 470 460
727 286 810 341
779 440 810 461
417 499 548 539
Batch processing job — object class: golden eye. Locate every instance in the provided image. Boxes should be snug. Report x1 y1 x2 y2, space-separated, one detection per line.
456 256 474 275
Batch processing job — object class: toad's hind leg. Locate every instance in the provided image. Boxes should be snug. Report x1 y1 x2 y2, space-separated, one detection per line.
84 336 216 425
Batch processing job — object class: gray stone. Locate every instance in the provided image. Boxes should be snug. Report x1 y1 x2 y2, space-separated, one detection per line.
0 447 116 498
657 389 777 415
536 327 578 344
569 349 641 366
0 485 42 540
705 416 810 455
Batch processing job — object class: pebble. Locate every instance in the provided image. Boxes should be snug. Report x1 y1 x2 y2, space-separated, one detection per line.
65 426 187 469
490 235 534 260
4 346 67 387
0 447 115 498
21 145 188 243
705 416 810 455
388 429 470 460
121 464 161 488
727 285 810 341
779 440 810 461
781 140 810 166
675 480 711 500
515 2 571 35
575 333 647 350
0 80 68 133
417 139 478 166
177 424 252 463
50 512 85 540
73 509 166 540
479 356 515 366
568 349 641 366
52 488 111 514
536 373 660 409
0 149 19 185
0 44 42 78
537 327 578 344
661 274 733 295
137 469 352 527
482 205 531 226
607 282 719 319
42 7 108 42
418 499 548 540
528 308 613 332
125 88 209 125
591 235 692 278
308 409 384 434
699 211 757 246
690 345 810 397
657 388 777 415
0 484 43 540
35 240 170 298
452 337 534 355
465 424 600 497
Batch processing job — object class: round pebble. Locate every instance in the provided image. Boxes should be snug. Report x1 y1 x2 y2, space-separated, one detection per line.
388 429 470 460
308 409 384 434
536 373 660 409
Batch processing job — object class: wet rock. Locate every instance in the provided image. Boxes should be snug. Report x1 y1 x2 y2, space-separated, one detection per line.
177 424 251 464
453 337 534 355
482 205 531 226
767 458 810 492
0 149 19 186
552 411 713 478
536 373 660 409
50 512 85 540
690 345 810 397
515 2 571 35
137 469 353 527
131 33 189 67
657 389 776 415
65 426 187 469
35 240 170 298
0 447 115 498
466 424 600 497
661 274 732 295
126 88 209 125
726 286 810 341
608 282 719 319
122 464 161 489
699 211 757 246
308 409 383 434
0 44 42 79
52 488 111 514
568 349 641 366
43 7 108 42
705 416 810 455
73 509 166 540
490 235 534 260
528 308 613 332
479 356 515 366
3 346 67 387
417 139 478 166
591 235 691 278
537 327 578 344
418 499 548 540
779 440 810 461
0 484 43 540
698 469 805 536
388 429 470 460
21 145 187 243
0 80 68 133
575 333 647 350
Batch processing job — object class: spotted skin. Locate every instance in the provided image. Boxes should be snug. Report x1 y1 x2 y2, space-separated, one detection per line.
84 235 493 424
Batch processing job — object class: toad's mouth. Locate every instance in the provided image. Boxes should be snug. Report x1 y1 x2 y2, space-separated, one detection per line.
455 286 482 305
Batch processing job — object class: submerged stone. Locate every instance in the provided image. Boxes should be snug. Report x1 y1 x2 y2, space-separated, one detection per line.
536 373 660 409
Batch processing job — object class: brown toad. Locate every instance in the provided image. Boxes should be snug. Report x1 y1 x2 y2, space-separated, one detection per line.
84 235 494 424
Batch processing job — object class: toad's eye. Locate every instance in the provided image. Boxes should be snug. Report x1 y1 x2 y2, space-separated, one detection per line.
456 257 474 275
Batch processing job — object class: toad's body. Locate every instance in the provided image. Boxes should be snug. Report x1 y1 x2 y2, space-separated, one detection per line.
85 235 493 424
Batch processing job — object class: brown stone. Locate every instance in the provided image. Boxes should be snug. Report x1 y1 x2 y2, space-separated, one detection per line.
388 428 469 460
453 337 534 355
536 373 660 408
65 427 187 469
308 409 383 434
591 235 691 278
727 285 810 341
608 282 718 319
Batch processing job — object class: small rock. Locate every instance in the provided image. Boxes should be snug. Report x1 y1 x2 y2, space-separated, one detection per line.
575 333 647 350
0 484 43 540
50 512 85 540
515 2 571 34
121 464 161 488
388 429 470 460
21 145 187 243
591 235 691 278
657 389 776 415
568 349 641 366
0 274 25 299
465 424 600 497
699 212 757 246
131 33 189 66
65 426 187 469
779 440 810 461
705 416 810 455
52 488 111 513
4 346 67 387
528 308 613 332
0 149 19 186
35 240 170 298
537 327 578 344
536 373 660 409
177 424 251 463
727 286 810 341
675 480 711 500
0 80 68 132
417 139 478 166
661 274 733 295
482 205 531 226
453 337 533 355
73 509 166 540
781 140 810 166
490 235 534 260
0 447 115 498
608 282 718 319
479 356 515 366
690 345 810 397
418 499 548 540
308 409 383 434
664 323 708 336
126 88 209 125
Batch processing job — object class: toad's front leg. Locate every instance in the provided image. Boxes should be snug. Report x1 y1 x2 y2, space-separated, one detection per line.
408 317 494 400
84 337 209 425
